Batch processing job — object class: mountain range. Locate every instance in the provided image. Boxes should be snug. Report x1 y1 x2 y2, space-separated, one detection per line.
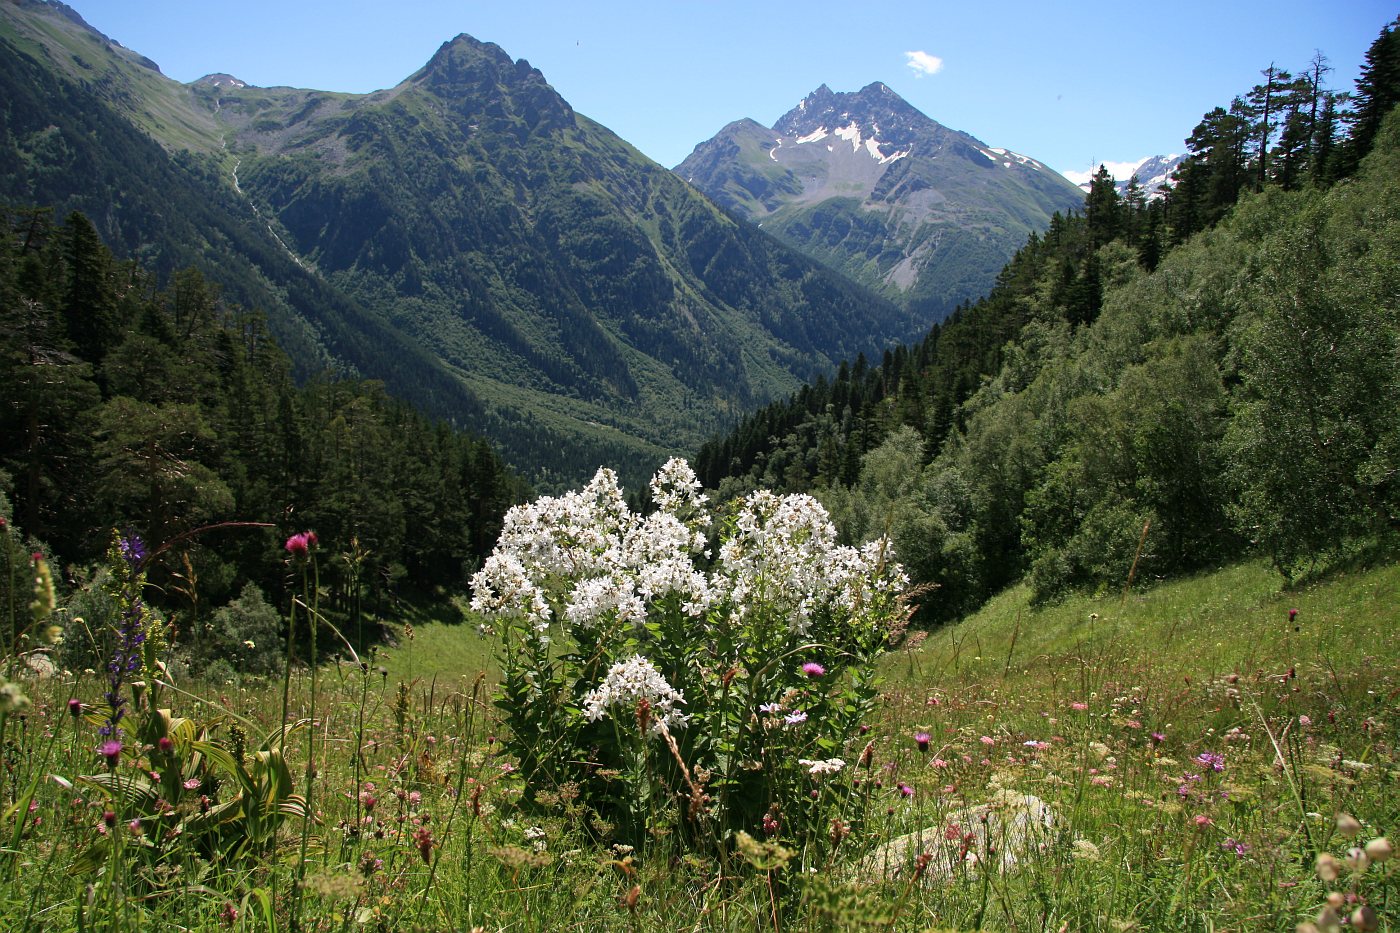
2 0 1079 485
1069 154 1187 198
676 82 1086 318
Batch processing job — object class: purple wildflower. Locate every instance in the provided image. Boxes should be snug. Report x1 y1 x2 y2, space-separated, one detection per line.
99 739 122 769
1221 838 1250 856
1194 752 1225 773
898 782 915 798
101 534 150 741
117 532 147 569
784 710 808 726
914 731 931 752
801 661 825 678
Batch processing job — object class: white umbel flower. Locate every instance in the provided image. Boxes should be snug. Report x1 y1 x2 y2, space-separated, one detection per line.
582 655 688 733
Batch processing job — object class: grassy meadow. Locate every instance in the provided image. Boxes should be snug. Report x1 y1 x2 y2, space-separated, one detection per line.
0 554 1394 931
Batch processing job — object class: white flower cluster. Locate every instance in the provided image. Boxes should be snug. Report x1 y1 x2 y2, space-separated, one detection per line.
715 491 905 635
468 553 552 634
491 468 633 578
798 757 846 776
473 464 715 635
582 655 688 733
471 459 904 644
649 456 710 516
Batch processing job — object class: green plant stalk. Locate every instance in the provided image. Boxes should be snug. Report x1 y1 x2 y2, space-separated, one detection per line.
292 553 318 933
413 674 484 927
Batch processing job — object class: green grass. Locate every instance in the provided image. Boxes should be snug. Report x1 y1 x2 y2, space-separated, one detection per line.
1 556 1394 930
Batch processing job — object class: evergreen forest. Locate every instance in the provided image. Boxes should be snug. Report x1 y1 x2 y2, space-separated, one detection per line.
698 28 1400 622
0 208 527 672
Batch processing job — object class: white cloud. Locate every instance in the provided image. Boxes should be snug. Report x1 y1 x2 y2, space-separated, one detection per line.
904 51 944 77
1062 158 1149 187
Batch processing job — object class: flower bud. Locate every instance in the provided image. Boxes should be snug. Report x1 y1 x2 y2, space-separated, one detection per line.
1350 906 1378 933
1315 852 1340 882
1336 813 1361 839
1344 847 1370 873
1363 836 1392 863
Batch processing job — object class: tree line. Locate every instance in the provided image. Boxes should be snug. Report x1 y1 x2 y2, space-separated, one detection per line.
0 208 528 666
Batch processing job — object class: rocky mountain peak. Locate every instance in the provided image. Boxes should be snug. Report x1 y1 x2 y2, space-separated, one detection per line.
405 32 574 131
773 81 934 156
193 73 248 89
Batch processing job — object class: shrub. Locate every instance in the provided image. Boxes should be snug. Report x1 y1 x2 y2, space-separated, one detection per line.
188 581 284 676
470 459 908 854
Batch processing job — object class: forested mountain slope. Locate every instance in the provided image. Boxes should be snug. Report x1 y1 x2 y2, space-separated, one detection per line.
0 1 918 488
699 27 1400 622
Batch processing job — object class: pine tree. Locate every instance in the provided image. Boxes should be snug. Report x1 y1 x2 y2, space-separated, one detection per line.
1346 16 1400 170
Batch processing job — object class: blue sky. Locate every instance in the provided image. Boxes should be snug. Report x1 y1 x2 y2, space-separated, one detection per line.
71 1 1396 183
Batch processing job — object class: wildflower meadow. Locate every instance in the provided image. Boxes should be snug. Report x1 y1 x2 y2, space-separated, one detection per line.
0 462 1395 931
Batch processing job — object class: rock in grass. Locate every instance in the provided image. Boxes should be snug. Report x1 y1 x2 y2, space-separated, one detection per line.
859 790 1059 881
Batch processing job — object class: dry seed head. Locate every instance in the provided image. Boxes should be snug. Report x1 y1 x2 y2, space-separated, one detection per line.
1315 852 1341 882
1315 906 1342 933
1325 892 1346 910
1336 813 1361 839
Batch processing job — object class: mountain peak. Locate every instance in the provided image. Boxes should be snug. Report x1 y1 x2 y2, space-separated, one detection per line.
773 81 933 153
193 73 249 89
402 31 575 133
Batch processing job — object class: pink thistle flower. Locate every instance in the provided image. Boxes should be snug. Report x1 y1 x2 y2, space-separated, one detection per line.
1288 608 1298 622
99 739 122 769
914 731 931 751
285 532 311 557
413 825 435 863
801 662 825 678
1071 702 1089 711
68 698 82 718
898 782 914 798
